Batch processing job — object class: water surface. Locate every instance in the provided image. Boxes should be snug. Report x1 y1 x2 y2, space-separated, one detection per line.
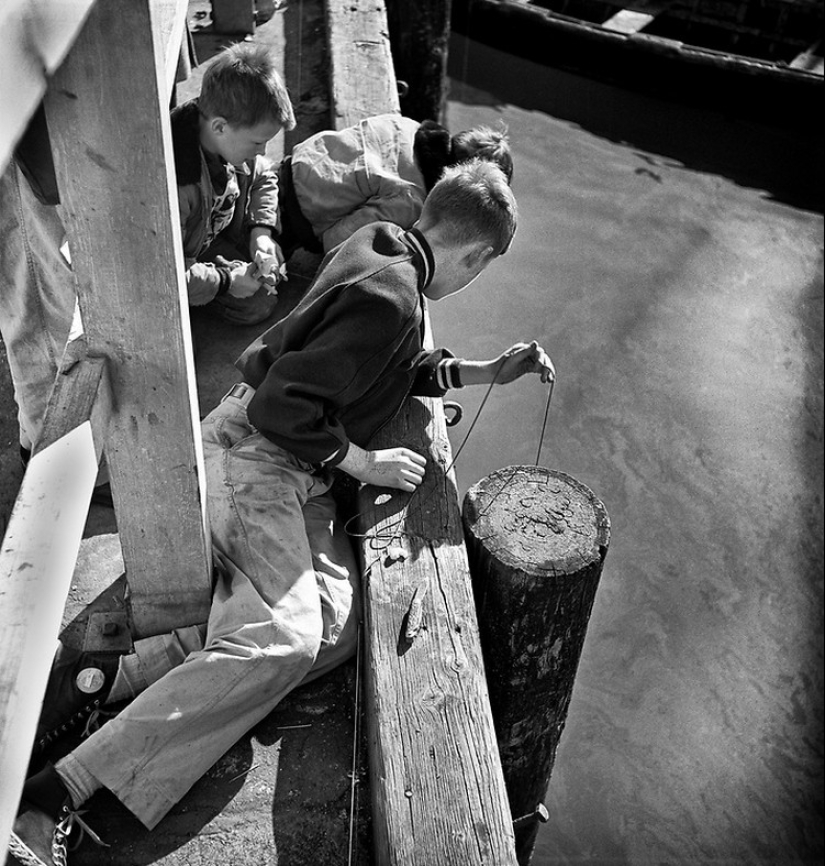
439 36 823 865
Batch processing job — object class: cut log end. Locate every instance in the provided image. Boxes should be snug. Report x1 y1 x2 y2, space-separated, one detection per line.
463 465 610 576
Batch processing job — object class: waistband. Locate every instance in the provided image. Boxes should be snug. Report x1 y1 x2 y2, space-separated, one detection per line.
222 382 255 408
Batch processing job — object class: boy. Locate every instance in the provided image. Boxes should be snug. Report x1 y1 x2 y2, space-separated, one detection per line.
174 42 295 325
277 112 513 256
10 160 554 865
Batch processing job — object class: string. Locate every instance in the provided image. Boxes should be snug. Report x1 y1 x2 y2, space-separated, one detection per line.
534 378 554 466
345 357 554 552
346 622 363 866
343 357 508 551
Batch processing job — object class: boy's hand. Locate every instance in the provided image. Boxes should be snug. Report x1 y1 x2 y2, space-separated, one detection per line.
250 231 287 293
254 249 288 296
227 261 264 299
338 444 427 492
490 341 555 385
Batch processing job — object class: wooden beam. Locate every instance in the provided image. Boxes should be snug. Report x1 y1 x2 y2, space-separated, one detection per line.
211 0 255 35
0 423 99 860
152 0 193 98
356 391 518 866
325 0 400 129
384 0 452 121
0 0 95 175
325 0 516 858
34 350 110 459
44 0 212 637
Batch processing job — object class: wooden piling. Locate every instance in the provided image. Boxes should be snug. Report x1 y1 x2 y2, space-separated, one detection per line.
462 465 610 865
385 0 451 121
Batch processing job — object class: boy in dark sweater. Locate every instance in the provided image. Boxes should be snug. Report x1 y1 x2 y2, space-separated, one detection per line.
11 160 554 864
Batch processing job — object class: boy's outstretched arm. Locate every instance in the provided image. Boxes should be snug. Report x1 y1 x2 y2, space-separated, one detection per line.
338 442 427 492
457 340 555 387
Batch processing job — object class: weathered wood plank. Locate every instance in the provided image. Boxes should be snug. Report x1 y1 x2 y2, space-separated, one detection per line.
0 423 99 858
34 350 110 459
385 0 452 120
357 391 518 865
153 0 193 96
325 0 517 858
325 0 400 128
211 0 255 34
44 0 212 637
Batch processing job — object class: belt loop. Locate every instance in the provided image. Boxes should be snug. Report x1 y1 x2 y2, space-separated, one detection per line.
222 382 256 407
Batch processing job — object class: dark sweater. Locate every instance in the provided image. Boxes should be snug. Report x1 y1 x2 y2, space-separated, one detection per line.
236 222 454 465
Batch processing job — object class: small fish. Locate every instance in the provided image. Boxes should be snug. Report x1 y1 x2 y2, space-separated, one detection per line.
405 582 428 641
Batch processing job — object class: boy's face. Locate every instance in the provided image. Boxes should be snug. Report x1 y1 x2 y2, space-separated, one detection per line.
210 117 282 166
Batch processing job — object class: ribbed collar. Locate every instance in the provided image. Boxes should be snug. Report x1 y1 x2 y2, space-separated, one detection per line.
404 227 435 292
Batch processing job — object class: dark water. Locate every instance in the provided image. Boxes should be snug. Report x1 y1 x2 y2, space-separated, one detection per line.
439 36 824 865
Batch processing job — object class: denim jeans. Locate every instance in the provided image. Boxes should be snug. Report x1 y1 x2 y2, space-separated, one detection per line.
0 161 76 450
69 395 360 828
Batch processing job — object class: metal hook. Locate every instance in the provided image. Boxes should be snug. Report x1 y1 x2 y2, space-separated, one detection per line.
443 400 463 427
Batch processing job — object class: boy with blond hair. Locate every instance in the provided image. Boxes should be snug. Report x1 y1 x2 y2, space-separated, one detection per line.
277 112 513 256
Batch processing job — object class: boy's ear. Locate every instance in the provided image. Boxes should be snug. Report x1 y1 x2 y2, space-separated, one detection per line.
210 116 228 135
464 242 496 269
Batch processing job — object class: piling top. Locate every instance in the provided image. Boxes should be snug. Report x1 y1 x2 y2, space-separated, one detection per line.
462 465 610 577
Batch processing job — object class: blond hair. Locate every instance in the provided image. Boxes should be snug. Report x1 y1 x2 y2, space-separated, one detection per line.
451 123 513 183
199 42 295 130
421 159 517 256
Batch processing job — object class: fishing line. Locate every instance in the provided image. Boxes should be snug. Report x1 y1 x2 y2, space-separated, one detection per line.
346 622 363 866
534 377 554 466
342 356 506 550
344 355 555 555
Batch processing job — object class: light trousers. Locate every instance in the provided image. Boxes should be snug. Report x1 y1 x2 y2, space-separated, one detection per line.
0 161 75 450
69 395 360 828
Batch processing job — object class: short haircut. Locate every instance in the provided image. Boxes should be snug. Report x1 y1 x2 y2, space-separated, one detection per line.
451 123 513 184
199 42 296 131
422 159 517 256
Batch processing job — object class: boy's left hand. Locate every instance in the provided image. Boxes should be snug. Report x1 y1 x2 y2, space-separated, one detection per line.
251 234 288 295
493 341 555 385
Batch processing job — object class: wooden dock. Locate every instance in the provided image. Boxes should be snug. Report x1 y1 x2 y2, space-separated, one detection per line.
0 1 517 863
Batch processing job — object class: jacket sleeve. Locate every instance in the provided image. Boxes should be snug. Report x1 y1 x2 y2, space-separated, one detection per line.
411 348 462 396
185 260 229 304
178 182 229 304
246 155 281 234
321 187 426 252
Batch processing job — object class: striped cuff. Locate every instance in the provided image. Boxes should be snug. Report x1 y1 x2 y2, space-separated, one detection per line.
216 265 232 296
437 358 463 391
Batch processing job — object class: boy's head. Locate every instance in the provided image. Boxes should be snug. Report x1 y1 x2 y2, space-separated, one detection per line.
451 123 513 184
414 120 514 192
418 159 517 300
198 43 296 165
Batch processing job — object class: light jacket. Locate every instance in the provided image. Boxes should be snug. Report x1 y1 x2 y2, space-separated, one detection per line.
289 114 447 253
171 100 280 304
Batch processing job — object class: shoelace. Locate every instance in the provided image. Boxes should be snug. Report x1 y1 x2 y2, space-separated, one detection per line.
79 707 118 740
56 804 109 854
36 699 119 755
35 698 104 753
8 804 109 866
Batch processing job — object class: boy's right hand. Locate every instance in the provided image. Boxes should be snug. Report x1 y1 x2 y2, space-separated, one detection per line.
227 261 263 298
338 443 426 492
